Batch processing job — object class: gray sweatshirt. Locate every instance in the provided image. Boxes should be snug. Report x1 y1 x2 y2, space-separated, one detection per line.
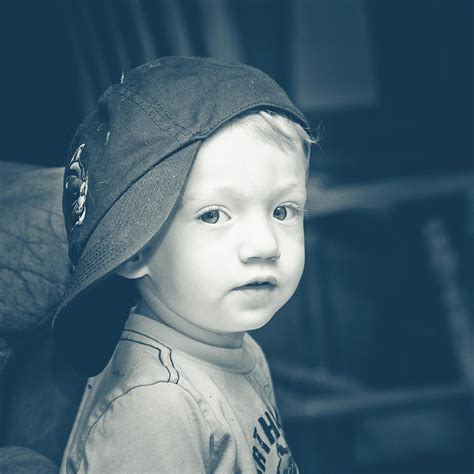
61 311 298 473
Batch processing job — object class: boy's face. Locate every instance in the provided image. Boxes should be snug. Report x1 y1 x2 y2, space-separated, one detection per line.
135 121 307 345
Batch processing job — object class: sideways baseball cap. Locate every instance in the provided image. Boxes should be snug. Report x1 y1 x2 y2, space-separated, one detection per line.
52 56 310 376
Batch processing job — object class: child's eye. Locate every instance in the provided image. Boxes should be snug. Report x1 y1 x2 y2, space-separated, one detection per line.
273 204 304 221
201 210 220 224
198 208 231 224
273 206 288 220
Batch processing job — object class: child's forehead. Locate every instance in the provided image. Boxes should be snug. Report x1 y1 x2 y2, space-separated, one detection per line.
197 119 306 162
180 123 307 202
204 119 282 149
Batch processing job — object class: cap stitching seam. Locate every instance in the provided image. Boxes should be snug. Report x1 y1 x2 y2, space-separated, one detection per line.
124 83 190 136
111 87 188 140
120 84 190 138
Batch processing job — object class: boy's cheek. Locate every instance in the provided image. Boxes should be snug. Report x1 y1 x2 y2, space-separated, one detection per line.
293 249 306 283
283 227 305 257
285 238 305 284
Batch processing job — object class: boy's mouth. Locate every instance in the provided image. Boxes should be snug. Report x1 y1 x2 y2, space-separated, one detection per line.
234 277 278 291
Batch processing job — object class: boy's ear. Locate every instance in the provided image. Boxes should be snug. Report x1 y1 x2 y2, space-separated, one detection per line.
115 252 148 280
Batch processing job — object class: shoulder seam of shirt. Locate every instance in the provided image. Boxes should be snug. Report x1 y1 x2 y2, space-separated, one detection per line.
76 380 214 472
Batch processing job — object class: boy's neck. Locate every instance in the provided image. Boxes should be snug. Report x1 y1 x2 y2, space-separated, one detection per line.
134 298 245 349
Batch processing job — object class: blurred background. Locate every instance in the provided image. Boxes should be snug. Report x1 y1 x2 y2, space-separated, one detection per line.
1 0 473 472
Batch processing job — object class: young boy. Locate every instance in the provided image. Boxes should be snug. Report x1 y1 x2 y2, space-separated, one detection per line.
53 57 313 473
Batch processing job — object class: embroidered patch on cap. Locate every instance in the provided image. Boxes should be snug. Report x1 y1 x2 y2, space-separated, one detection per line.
64 143 88 229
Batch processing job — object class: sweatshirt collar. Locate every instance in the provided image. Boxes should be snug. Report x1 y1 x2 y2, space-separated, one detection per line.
124 310 256 373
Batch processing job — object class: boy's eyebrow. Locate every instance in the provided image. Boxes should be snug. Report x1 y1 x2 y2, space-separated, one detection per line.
183 183 306 203
184 186 245 203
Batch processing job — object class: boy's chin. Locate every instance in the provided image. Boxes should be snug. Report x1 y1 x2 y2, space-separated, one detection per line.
227 309 277 332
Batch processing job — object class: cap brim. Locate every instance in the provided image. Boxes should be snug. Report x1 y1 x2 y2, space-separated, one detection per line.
52 141 200 376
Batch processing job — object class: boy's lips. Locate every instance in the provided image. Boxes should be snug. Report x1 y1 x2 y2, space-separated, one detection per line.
232 277 278 307
233 276 278 291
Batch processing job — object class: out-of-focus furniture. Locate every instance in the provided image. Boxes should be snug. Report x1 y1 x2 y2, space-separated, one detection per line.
0 162 85 473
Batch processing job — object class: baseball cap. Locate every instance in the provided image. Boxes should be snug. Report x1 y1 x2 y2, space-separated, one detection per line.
52 56 310 376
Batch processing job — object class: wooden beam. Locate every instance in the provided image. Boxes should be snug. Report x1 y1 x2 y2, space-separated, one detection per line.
270 358 365 394
197 0 244 61
276 383 470 421
128 1 158 63
161 0 193 57
307 173 474 216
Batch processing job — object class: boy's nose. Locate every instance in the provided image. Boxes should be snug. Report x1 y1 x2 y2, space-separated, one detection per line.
238 219 281 263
